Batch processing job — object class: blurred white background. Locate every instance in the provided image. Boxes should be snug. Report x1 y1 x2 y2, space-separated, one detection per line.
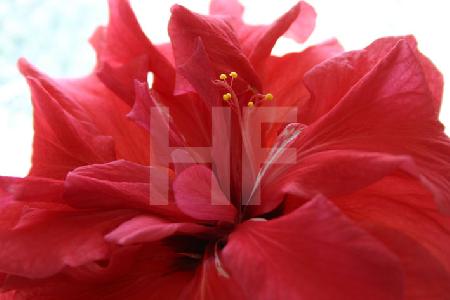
0 0 449 177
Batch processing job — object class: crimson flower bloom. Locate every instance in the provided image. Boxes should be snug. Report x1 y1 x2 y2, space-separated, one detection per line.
1 0 450 299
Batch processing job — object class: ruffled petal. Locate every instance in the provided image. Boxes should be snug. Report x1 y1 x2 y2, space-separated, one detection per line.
259 39 343 107
302 35 443 124
64 160 186 220
256 38 450 217
177 38 220 108
58 75 150 165
19 59 150 171
283 1 316 44
169 4 261 91
2 244 193 299
128 81 186 149
93 0 175 101
173 165 236 223
18 64 115 179
257 150 422 217
334 174 450 298
0 291 16 299
0 176 63 203
130 78 212 149
127 81 153 131
96 55 149 106
222 195 404 299
0 202 134 278
244 2 316 67
210 1 316 65
296 39 450 212
105 215 210 245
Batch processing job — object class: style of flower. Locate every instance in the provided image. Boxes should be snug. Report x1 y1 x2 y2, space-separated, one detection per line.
1 0 450 299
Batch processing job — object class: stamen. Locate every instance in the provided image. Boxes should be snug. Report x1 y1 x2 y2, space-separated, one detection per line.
216 71 274 109
223 93 232 101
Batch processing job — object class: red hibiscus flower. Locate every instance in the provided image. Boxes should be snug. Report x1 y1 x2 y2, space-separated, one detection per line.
1 0 450 299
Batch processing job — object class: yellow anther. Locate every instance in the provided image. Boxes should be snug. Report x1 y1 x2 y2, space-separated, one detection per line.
219 73 227 80
264 93 273 101
223 93 232 101
247 101 254 108
229 71 238 79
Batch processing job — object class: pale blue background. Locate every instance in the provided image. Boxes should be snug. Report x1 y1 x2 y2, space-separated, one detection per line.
0 0 106 176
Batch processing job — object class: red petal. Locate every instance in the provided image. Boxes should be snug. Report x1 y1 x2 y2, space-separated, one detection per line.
173 165 236 223
59 75 150 165
222 195 404 299
169 4 261 91
0 176 63 203
297 39 450 213
335 174 450 298
62 245 141 284
64 160 186 220
246 2 317 66
169 38 237 185
0 291 15 299
105 215 210 245
127 81 153 132
210 1 316 65
259 150 421 216
371 229 450 299
19 59 150 171
130 79 212 150
283 2 317 44
18 70 115 179
0 200 24 229
128 81 185 147
96 55 149 106
302 35 442 124
3 244 193 299
94 0 175 99
0 203 134 278
260 39 343 107
177 38 220 108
